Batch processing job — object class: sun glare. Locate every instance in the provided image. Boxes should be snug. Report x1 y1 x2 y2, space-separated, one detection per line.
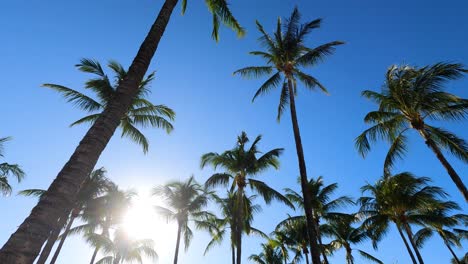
122 191 176 251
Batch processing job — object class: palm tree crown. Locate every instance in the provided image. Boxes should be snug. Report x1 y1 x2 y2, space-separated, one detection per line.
355 63 468 200
0 137 25 196
90 228 157 264
359 172 458 264
43 59 176 153
234 7 344 120
152 176 211 264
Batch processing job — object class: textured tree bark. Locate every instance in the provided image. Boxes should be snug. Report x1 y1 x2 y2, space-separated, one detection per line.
0 0 179 263
396 225 418 264
403 222 425 264
49 209 79 264
173 221 182 264
287 79 322 264
35 213 68 264
418 128 468 202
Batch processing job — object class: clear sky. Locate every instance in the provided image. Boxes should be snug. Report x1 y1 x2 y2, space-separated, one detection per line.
0 0 467 263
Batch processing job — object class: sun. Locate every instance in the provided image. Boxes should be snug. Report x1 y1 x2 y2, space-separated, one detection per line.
122 190 177 251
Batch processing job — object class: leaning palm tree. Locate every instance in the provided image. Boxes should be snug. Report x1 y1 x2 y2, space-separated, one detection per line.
202 192 266 264
321 214 383 264
359 172 455 264
285 176 353 263
152 176 211 264
355 63 468 201
90 228 157 264
248 243 283 264
43 59 175 153
201 131 293 264
413 213 467 264
0 137 25 196
0 1 244 261
18 168 113 264
234 8 343 264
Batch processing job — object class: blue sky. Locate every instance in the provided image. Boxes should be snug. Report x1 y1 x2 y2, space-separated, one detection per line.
0 0 467 263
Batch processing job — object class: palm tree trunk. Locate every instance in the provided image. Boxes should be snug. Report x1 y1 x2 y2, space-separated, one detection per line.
303 247 310 264
444 239 461 264
417 128 468 201
236 185 245 264
396 225 418 264
345 245 353 264
89 227 109 264
314 217 328 264
35 213 69 264
403 222 424 264
231 243 235 264
173 222 182 264
89 247 99 264
0 1 180 263
287 78 321 264
49 209 79 264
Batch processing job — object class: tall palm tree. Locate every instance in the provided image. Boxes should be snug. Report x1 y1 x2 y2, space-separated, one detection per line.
89 228 157 264
359 172 454 264
248 243 283 264
201 131 293 264
321 214 383 264
285 176 353 263
234 8 343 264
355 63 468 201
152 176 211 264
202 192 266 264
43 59 175 153
18 168 113 264
0 1 244 261
413 213 467 264
0 137 25 196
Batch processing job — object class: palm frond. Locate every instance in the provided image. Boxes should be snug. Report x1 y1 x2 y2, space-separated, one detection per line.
42 84 102 112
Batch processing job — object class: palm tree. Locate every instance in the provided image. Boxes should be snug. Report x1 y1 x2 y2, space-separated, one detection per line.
0 137 25 196
90 228 157 264
152 176 211 264
359 172 454 264
201 131 293 264
269 231 291 264
355 63 468 201
275 217 311 264
203 192 266 264
321 214 383 264
82 187 136 264
43 59 175 153
414 213 467 264
234 8 343 264
0 1 244 261
285 176 353 263
18 168 113 264
248 243 283 264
